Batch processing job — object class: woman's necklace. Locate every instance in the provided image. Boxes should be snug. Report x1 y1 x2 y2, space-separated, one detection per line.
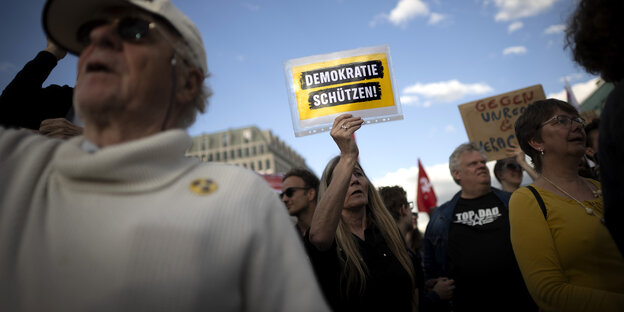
541 175 605 224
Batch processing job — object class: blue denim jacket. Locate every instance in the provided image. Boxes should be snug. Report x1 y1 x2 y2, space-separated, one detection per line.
423 188 511 281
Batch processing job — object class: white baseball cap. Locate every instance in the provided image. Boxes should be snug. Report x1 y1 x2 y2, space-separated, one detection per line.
42 0 207 74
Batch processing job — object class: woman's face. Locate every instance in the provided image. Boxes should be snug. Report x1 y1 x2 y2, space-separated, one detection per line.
343 164 369 211
499 160 523 186
538 109 587 159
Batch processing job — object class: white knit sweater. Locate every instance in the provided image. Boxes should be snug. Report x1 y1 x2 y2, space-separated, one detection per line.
0 128 329 312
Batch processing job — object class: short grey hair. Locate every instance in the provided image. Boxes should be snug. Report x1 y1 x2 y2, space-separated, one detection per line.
449 142 487 185
169 39 213 129
176 76 212 129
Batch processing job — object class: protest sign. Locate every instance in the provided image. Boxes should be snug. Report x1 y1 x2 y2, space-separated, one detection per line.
458 84 546 161
284 45 403 137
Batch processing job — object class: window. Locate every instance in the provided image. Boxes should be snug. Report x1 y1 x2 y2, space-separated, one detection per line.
266 159 271 169
223 151 227 161
230 150 235 159
243 129 251 143
260 145 264 154
216 153 220 161
252 146 257 156
237 148 242 157
250 162 255 170
245 147 249 157
208 154 213 161
222 133 228 147
258 161 263 170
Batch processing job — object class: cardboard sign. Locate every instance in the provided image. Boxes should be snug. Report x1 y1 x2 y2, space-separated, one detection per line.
458 84 546 161
284 45 403 137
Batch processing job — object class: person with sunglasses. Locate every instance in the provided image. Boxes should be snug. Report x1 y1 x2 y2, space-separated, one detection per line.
0 0 329 311
494 146 540 193
281 167 320 236
510 99 624 311
493 158 525 192
306 114 417 311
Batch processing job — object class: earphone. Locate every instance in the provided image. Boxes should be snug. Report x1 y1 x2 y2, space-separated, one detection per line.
170 53 177 66
161 53 178 131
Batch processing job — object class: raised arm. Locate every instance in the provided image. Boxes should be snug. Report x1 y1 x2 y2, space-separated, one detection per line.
0 38 73 129
507 144 539 181
308 114 363 251
44 37 67 61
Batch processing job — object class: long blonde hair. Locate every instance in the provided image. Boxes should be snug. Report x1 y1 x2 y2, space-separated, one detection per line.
319 156 415 296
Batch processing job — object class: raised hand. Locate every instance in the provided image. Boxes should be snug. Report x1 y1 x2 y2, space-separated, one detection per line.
329 113 364 158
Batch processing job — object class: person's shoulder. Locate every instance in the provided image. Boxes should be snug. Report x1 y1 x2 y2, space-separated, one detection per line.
430 193 460 218
1 127 64 153
491 187 511 196
509 186 532 201
509 185 540 210
491 187 512 202
193 162 267 182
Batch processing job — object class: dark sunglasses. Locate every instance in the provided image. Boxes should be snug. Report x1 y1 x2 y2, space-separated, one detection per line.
77 16 156 46
505 163 522 171
279 187 310 199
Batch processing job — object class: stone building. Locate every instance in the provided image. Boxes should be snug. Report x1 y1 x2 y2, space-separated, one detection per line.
185 126 309 175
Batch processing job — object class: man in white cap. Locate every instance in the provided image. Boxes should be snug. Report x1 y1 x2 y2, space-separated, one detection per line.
0 1 329 311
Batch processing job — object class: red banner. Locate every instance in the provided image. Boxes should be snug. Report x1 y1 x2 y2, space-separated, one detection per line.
416 159 437 214
261 174 284 193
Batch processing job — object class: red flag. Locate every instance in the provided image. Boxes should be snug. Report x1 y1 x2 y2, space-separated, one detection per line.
416 159 437 214
260 173 284 193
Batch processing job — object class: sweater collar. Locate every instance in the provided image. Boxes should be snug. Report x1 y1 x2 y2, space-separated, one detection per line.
53 130 198 193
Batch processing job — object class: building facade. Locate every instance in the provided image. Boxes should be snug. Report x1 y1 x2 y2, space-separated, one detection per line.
185 126 309 175
579 79 614 114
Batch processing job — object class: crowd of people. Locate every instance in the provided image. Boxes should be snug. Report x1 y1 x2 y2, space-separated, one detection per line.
0 0 622 311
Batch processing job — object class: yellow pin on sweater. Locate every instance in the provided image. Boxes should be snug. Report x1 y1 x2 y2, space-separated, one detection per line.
189 178 218 195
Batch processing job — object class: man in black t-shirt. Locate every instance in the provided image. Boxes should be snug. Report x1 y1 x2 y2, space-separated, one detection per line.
423 143 537 312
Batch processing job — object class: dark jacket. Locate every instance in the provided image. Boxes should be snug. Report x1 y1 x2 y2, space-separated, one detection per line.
600 80 624 256
0 51 73 129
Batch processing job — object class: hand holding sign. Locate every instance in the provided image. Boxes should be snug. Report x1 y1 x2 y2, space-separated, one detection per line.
331 114 363 159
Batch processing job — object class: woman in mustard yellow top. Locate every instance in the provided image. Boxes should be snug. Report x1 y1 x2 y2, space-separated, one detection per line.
510 99 624 312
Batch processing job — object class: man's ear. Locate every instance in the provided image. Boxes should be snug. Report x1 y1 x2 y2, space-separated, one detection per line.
400 204 409 217
307 188 316 202
451 169 461 183
176 67 203 104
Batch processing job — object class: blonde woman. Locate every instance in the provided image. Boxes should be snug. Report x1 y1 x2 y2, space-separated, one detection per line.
306 114 416 311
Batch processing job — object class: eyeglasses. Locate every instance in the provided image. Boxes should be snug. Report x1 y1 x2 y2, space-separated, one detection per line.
540 115 585 128
505 163 522 171
77 16 156 46
279 187 310 199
